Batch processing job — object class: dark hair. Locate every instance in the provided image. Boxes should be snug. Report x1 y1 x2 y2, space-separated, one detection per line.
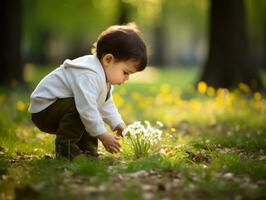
92 23 147 71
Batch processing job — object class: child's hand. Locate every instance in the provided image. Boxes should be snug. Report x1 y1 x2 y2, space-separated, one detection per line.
114 123 127 137
97 132 121 153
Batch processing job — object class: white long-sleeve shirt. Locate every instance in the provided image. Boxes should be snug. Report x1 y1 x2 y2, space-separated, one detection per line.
28 54 123 136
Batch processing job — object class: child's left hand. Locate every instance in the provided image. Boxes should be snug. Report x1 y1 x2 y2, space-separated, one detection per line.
114 123 127 137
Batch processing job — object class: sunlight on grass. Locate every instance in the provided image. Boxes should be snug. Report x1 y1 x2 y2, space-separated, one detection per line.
128 67 160 83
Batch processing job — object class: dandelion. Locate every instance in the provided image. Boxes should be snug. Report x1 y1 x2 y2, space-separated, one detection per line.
254 92 262 101
16 101 26 111
123 121 162 158
23 63 35 81
131 92 141 100
113 93 124 107
197 81 207 94
207 86 215 96
170 127 176 132
160 84 171 94
118 87 127 95
238 82 250 93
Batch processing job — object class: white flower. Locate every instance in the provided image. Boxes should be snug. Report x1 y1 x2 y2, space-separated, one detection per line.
156 121 164 127
144 120 151 127
123 120 163 158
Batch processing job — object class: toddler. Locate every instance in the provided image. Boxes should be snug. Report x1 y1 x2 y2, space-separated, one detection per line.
28 23 147 159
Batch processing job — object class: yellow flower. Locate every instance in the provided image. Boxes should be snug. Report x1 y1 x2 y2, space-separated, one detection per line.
197 81 207 94
16 101 26 111
113 93 124 107
118 87 127 95
23 63 36 81
145 97 153 105
238 82 250 93
138 101 145 109
164 94 173 104
186 84 195 93
125 104 133 112
254 92 262 101
131 92 141 101
207 86 215 96
160 84 170 95
217 88 229 97
170 127 176 132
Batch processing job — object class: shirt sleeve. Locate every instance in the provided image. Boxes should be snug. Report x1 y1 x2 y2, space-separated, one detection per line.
72 74 107 137
100 87 124 130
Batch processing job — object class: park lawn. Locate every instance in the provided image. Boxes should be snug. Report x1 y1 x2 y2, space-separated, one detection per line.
0 66 266 200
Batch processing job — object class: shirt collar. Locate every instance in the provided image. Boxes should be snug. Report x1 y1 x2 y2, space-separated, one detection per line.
92 54 108 84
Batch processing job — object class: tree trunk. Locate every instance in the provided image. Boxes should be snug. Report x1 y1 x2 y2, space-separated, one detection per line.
151 1 166 67
263 21 266 68
199 0 263 91
152 24 165 66
117 0 130 25
0 0 23 85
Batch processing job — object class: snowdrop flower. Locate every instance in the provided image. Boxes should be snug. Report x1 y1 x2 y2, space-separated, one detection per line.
156 121 164 127
144 120 151 127
123 121 163 158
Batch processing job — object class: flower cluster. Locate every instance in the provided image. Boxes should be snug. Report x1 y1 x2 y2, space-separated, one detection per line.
122 121 163 158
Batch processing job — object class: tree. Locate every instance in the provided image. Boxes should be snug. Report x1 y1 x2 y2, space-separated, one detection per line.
23 0 118 64
0 0 23 85
199 0 263 91
117 0 131 25
151 1 167 66
246 0 266 69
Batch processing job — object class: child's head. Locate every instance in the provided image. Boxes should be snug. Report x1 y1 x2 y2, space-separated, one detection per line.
92 23 147 85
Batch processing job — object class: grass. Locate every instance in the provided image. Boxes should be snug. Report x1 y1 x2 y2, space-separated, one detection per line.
0 65 266 200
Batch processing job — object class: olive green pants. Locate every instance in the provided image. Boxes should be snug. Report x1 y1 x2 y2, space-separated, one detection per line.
31 98 98 158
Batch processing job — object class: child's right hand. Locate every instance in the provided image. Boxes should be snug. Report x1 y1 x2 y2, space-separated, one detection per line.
97 132 121 153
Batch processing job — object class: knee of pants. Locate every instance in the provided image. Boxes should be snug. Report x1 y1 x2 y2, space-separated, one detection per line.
31 114 56 134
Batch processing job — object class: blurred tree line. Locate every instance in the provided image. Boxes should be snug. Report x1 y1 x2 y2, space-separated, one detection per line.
1 0 265 90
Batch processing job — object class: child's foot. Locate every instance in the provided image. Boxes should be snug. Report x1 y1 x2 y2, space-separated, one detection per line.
81 150 101 157
56 150 101 160
56 143 82 160
56 143 100 160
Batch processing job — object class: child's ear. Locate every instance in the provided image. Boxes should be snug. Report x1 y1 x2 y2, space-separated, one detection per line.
103 54 114 64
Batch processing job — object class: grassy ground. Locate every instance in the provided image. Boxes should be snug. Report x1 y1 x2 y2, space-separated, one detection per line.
0 66 266 200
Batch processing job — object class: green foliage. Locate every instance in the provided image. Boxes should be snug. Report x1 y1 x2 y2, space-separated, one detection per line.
0 154 9 175
125 154 163 172
23 0 118 39
246 0 266 38
70 155 109 180
123 134 151 158
21 0 212 66
211 153 266 179
22 0 119 57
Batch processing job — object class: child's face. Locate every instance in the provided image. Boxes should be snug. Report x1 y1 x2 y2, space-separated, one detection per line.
102 54 138 85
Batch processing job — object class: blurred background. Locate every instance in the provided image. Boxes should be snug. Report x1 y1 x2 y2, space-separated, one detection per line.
1 0 266 90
